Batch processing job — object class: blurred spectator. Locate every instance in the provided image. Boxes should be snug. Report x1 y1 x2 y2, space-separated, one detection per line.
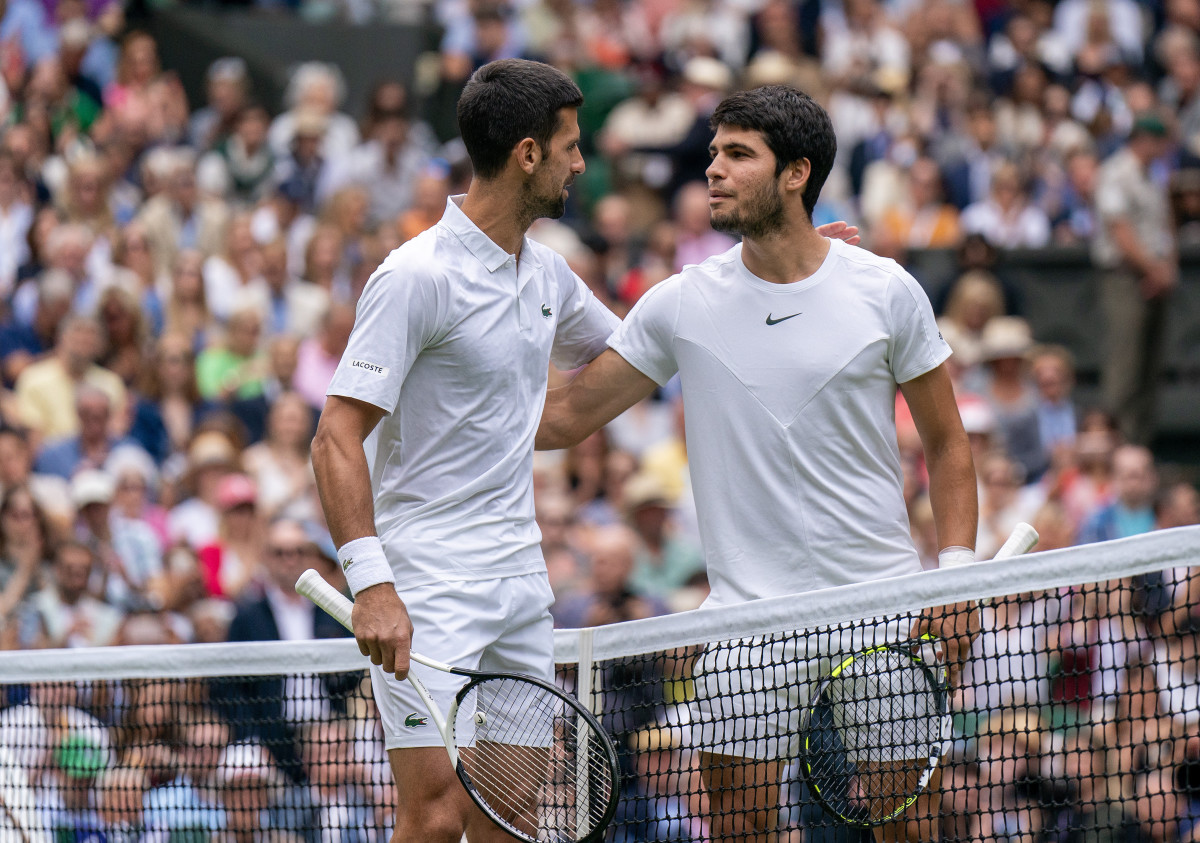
197 473 262 600
242 393 318 523
144 716 230 837
268 62 359 162
553 524 668 628
96 283 148 386
24 539 122 647
1029 344 1078 468
394 164 451 243
975 316 1046 482
622 472 704 602
164 250 219 352
1052 408 1122 531
242 238 329 340
190 57 252 152
104 30 160 120
204 104 278 208
961 160 1052 248
672 181 736 271
319 104 430 226
136 150 230 280
70 468 161 610
204 213 265 325
168 430 240 549
0 485 53 645
109 221 166 336
213 740 291 843
130 332 218 466
935 269 1005 372
0 152 34 299
299 719 378 843
271 109 329 218
1092 113 1178 446
1078 443 1158 544
13 313 126 442
0 425 73 527
107 444 169 549
196 306 267 402
229 334 301 445
977 450 1045 558
873 155 962 252
34 383 141 479
293 302 353 411
599 61 695 193
96 764 153 841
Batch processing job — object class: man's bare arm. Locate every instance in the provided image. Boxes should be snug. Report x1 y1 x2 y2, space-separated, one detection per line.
311 395 414 679
536 349 660 450
901 363 979 681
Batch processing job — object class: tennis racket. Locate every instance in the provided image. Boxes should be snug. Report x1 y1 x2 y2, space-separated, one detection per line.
295 569 621 843
798 523 1040 827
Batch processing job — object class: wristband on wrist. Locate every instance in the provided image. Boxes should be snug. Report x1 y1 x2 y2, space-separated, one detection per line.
337 536 395 597
938 546 976 569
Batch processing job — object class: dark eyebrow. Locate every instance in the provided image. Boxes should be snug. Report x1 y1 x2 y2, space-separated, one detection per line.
709 141 759 156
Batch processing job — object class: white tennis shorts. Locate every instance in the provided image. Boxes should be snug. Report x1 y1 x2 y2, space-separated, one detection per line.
690 621 905 761
370 571 555 751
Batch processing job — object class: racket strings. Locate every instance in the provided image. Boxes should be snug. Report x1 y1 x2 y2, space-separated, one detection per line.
454 676 615 841
805 648 946 825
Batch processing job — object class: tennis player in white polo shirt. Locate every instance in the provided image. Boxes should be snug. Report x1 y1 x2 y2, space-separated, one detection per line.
310 60 619 842
536 86 979 842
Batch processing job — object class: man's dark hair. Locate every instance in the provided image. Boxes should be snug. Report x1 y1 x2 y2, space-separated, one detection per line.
711 85 836 220
457 59 583 180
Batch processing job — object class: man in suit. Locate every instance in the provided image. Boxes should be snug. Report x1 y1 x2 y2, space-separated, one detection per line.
214 518 353 784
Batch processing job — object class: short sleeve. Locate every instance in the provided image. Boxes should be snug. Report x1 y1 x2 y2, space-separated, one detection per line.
888 272 952 384
1094 162 1131 222
550 269 621 371
326 261 442 414
606 277 683 386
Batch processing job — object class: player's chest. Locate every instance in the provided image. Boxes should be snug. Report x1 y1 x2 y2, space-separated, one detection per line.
435 273 560 376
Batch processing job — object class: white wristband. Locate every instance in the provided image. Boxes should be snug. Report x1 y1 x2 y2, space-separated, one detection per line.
338 536 395 597
938 546 976 569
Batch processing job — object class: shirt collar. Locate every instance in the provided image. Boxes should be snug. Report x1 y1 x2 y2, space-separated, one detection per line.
440 195 541 273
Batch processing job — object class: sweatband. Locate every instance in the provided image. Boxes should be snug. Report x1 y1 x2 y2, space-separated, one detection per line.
337 535 395 596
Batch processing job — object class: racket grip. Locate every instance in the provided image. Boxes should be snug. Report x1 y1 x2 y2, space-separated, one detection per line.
296 569 355 631
993 523 1039 561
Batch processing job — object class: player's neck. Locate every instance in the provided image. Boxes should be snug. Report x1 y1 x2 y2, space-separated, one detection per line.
740 222 830 285
460 181 532 257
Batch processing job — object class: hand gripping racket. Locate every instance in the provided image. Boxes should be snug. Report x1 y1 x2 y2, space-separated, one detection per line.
798 523 1039 827
295 569 621 843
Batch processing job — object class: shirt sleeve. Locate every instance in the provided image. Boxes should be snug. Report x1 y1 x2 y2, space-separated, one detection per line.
1094 161 1131 222
550 268 621 371
888 271 952 384
605 276 683 386
326 258 443 414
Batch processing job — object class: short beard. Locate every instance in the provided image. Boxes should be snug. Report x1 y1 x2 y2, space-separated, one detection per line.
518 179 567 224
710 180 786 238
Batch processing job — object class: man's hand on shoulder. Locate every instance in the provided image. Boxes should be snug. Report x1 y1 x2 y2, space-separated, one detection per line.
816 220 861 246
351 584 414 680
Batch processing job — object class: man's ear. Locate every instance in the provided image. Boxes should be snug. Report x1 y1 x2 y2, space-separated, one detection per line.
783 157 811 195
515 137 542 175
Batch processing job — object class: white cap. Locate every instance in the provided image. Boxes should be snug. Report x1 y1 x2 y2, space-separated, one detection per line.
71 469 116 508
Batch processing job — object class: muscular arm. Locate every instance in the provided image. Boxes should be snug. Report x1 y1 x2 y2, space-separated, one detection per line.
311 395 414 678
536 349 659 450
901 364 977 552
900 363 979 681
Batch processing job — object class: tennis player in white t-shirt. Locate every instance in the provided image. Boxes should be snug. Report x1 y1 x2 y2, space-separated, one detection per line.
536 86 979 842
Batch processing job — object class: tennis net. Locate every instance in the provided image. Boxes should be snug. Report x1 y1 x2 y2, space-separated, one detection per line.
0 525 1196 842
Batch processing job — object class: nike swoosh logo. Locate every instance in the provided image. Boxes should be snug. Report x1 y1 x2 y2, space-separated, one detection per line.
765 312 802 326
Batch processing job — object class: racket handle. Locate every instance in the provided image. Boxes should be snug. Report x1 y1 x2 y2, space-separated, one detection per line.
993 522 1039 561
296 569 355 631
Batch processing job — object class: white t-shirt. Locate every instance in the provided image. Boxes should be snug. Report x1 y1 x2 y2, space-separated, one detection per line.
608 238 951 607
327 196 618 590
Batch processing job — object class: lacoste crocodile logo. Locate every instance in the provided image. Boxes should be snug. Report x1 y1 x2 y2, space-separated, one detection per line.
541 303 553 318
404 713 428 728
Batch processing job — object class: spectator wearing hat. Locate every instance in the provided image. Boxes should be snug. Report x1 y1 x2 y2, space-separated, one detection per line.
13 314 126 443
622 472 704 602
35 383 146 480
24 540 123 647
974 316 1047 484
168 430 239 549
197 473 261 600
71 468 161 610
271 108 329 218
1091 112 1178 446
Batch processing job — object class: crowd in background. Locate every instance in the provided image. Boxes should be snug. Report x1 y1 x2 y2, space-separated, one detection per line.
0 0 1199 836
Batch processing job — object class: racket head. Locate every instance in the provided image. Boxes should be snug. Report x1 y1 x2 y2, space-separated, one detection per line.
799 643 950 828
448 672 621 843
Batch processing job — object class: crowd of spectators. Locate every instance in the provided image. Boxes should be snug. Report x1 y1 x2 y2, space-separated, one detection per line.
0 0 1198 836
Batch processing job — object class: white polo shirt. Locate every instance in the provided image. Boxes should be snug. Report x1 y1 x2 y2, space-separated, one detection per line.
327 196 618 589
608 238 952 607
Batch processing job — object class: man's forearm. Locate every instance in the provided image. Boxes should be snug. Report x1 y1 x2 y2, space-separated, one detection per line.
535 388 590 451
926 438 978 552
312 428 379 548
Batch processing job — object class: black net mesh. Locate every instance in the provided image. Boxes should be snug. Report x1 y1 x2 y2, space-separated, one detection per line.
0 569 1196 841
